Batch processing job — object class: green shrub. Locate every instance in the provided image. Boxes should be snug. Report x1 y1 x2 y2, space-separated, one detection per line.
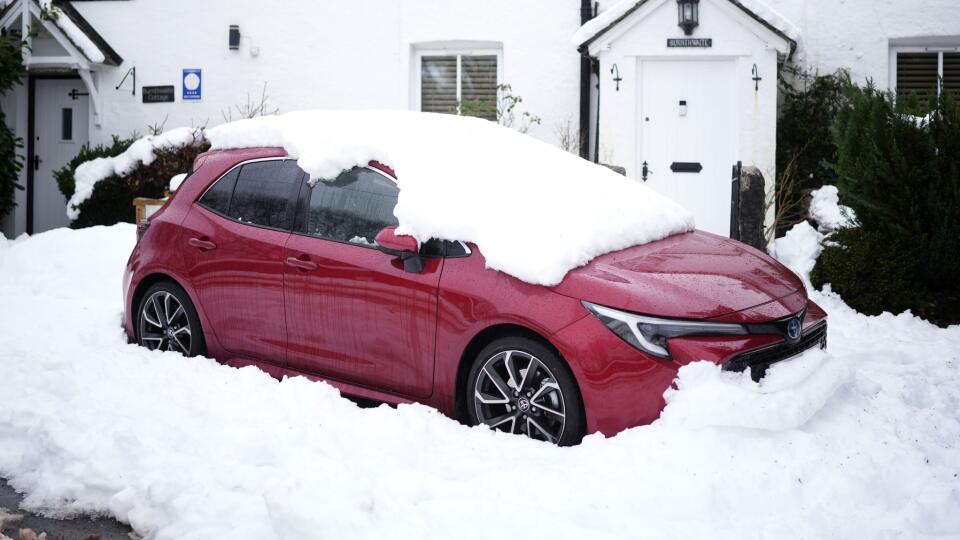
0 28 28 221
812 84 960 326
811 228 924 316
55 135 133 200
56 133 209 229
0 108 24 219
774 69 846 235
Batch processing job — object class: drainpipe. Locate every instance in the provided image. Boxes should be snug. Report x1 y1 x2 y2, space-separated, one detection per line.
578 0 594 160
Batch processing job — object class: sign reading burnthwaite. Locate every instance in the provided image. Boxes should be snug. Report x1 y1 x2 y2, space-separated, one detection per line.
667 38 713 47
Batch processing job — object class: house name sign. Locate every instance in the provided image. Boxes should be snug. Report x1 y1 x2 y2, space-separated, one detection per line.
667 38 713 47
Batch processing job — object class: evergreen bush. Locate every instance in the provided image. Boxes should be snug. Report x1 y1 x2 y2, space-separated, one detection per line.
812 84 960 326
774 69 846 235
0 28 28 221
55 133 209 229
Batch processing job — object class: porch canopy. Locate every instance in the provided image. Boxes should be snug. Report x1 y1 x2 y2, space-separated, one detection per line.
0 0 122 124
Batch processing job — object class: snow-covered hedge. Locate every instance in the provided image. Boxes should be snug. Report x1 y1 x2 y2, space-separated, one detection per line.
57 129 208 228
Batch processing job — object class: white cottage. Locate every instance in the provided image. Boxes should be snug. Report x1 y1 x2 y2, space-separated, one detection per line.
1 0 958 238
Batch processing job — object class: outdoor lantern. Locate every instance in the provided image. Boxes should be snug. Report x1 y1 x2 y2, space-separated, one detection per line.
677 0 699 35
229 25 240 50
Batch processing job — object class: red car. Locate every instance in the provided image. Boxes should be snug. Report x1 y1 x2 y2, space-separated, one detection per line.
123 146 827 446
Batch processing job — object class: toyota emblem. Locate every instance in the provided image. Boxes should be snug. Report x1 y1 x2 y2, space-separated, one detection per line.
787 317 802 341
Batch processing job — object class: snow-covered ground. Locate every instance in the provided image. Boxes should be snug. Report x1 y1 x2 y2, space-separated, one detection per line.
0 224 958 539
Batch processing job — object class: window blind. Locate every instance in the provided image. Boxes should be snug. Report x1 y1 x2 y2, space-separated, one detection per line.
421 56 458 115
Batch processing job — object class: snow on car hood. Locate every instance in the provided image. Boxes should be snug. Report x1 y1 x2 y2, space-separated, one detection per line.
206 110 694 286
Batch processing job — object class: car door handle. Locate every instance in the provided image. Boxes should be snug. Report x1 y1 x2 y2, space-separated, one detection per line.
285 256 318 271
188 237 217 251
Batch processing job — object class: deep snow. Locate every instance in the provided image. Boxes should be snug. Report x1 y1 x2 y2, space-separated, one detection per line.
0 222 958 539
206 110 694 286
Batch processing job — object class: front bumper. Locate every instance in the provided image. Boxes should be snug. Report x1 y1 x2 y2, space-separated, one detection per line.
551 300 829 437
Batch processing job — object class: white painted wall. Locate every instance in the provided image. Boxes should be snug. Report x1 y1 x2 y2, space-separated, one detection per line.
72 0 582 148
763 0 960 87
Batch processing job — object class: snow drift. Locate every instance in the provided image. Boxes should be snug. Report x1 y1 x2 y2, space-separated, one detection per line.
0 223 958 539
206 110 694 286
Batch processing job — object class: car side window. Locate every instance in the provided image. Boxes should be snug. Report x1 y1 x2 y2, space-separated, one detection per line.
197 167 239 215
226 160 304 230
300 167 399 246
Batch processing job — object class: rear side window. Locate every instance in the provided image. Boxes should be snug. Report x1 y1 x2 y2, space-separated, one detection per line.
299 167 399 245
226 160 304 230
197 168 239 215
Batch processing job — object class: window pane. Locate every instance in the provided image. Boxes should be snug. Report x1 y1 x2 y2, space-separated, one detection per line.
461 55 498 121
897 52 939 104
198 167 239 215
227 160 303 229
304 168 399 245
61 108 73 141
421 56 457 114
944 53 960 100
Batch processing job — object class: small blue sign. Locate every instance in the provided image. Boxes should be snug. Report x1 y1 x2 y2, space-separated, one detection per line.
182 68 202 101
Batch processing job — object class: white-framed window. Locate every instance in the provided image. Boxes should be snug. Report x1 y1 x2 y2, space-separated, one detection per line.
412 42 502 120
890 43 960 102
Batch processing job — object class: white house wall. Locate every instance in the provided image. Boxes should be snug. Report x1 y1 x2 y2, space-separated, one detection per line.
72 0 582 148
763 0 960 86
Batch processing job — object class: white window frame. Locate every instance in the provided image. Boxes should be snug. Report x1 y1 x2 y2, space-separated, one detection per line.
889 42 960 97
411 41 503 113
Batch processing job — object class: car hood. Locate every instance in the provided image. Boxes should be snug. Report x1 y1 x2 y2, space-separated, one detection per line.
552 231 806 321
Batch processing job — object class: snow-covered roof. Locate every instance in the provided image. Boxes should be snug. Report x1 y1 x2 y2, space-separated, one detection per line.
573 0 800 59
207 110 695 286
45 0 122 65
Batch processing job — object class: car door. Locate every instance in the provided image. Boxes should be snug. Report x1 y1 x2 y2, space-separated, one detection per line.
282 166 442 398
180 158 304 365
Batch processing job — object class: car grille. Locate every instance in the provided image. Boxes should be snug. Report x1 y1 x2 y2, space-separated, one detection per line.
723 322 827 381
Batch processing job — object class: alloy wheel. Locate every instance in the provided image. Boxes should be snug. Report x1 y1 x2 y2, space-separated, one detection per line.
138 290 193 353
473 350 567 444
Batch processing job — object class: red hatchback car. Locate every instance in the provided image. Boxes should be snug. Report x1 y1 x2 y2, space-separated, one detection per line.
123 146 827 445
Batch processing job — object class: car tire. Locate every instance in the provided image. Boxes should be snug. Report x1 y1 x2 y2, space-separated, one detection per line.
466 336 585 446
136 281 206 357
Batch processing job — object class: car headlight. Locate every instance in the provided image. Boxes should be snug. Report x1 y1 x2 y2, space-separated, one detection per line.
582 301 747 359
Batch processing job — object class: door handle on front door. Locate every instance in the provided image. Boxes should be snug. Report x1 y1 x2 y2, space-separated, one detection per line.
188 237 217 251
285 255 318 271
33 155 41 171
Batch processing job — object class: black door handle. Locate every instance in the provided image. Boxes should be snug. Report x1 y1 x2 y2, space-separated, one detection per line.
33 155 41 171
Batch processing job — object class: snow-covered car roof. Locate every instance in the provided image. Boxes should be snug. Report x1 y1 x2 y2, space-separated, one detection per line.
206 110 694 286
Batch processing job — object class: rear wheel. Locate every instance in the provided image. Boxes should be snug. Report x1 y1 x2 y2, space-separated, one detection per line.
466 336 585 446
136 282 205 356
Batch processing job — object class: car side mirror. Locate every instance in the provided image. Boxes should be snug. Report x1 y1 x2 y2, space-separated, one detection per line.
375 226 424 273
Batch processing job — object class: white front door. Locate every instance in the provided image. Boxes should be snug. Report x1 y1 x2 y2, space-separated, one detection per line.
33 78 89 233
638 59 738 236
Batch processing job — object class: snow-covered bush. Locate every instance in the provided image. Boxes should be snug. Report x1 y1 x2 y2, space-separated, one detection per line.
56 129 208 228
772 68 846 235
812 85 960 326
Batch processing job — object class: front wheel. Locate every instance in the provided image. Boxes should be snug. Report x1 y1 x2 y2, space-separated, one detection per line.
466 336 585 446
136 282 205 356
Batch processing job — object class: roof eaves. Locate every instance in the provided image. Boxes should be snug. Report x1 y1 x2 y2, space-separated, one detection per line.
578 0 649 53
50 0 123 66
577 0 797 60
725 0 796 60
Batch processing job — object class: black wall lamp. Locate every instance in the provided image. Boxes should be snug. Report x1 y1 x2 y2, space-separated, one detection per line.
677 0 699 35
229 25 241 50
